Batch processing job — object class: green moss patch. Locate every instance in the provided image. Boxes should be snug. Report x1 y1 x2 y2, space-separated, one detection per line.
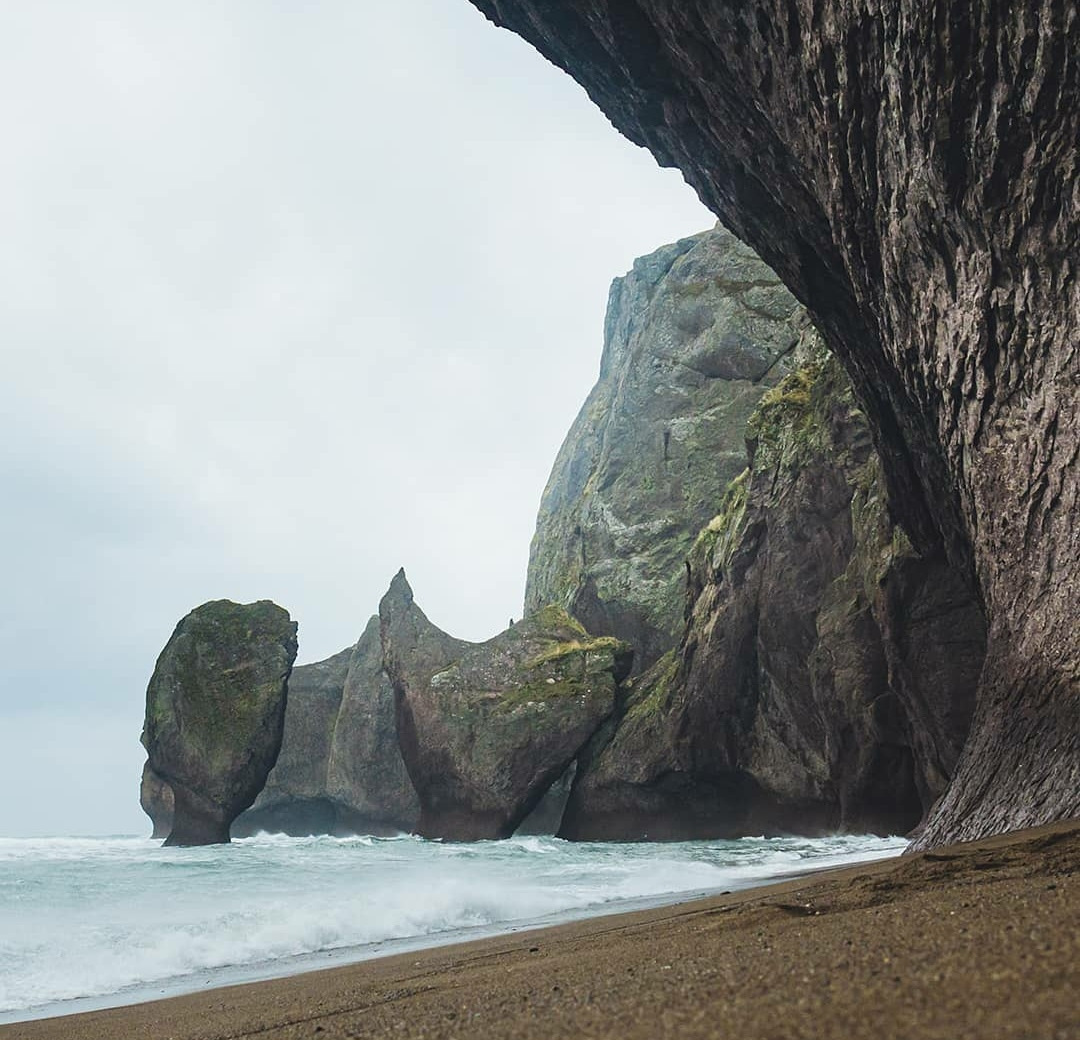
526 604 588 638
689 468 750 575
524 636 625 670
624 650 680 724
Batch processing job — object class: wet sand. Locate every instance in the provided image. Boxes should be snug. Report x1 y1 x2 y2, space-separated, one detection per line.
7 820 1077 1040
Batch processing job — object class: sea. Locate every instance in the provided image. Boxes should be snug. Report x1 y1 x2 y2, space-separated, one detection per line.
0 831 906 1023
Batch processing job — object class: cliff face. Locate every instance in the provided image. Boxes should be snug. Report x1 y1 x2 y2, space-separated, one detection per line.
141 600 298 845
562 352 985 840
325 616 420 832
233 618 418 837
233 647 353 837
468 1 1080 847
526 225 799 673
381 570 631 840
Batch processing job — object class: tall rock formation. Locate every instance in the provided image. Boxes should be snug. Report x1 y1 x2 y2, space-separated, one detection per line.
232 647 353 836
468 1 1080 847
141 600 298 846
233 617 419 837
527 225 800 673
562 351 985 840
325 615 420 833
381 570 631 840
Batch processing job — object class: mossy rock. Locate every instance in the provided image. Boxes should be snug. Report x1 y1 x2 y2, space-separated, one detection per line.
525 226 803 673
141 599 298 845
380 573 631 840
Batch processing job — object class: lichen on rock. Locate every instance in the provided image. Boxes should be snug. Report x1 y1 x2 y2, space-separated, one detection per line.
525 224 800 674
141 599 297 846
381 569 630 840
562 350 986 841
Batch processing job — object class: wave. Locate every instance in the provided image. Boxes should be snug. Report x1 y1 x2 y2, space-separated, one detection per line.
0 832 904 1016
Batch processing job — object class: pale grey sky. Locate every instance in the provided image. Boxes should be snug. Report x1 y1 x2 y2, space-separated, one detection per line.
0 1 712 835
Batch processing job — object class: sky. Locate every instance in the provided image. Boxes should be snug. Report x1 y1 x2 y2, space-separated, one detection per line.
0 2 712 836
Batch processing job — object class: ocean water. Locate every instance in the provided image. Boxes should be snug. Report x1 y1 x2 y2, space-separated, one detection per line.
0 831 905 1022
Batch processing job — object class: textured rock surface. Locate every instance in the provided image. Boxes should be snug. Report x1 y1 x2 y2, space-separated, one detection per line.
325 616 420 833
141 600 298 845
381 570 631 840
233 647 353 837
526 225 799 673
233 618 419 837
561 352 986 841
468 1 1080 847
139 762 173 839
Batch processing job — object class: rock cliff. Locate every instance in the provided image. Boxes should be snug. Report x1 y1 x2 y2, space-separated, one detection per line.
562 350 985 840
232 646 353 836
381 570 631 840
141 600 298 846
139 761 173 839
325 616 420 833
468 1 1080 847
526 224 799 673
233 617 419 837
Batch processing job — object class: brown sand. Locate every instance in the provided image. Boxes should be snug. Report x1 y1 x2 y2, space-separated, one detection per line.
7 821 1078 1040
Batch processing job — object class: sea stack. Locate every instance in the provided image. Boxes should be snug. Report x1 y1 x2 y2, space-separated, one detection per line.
141 599 298 846
380 570 631 840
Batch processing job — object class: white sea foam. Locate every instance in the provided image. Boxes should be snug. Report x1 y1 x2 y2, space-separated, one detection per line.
0 831 905 1018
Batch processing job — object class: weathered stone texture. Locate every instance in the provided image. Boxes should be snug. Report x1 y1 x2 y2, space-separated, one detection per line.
325 616 420 833
562 352 985 841
232 646 353 837
233 618 419 837
139 761 173 840
141 600 298 845
469 0 1080 846
381 569 630 840
526 224 799 673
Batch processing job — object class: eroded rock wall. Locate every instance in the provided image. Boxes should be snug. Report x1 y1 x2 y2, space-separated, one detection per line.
562 351 985 840
233 619 419 837
139 761 173 840
233 647 353 837
141 600 298 846
325 616 420 833
526 224 799 672
381 570 631 840
468 0 1080 846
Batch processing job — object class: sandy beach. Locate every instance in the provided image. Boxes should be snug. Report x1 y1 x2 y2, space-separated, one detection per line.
7 821 1077 1040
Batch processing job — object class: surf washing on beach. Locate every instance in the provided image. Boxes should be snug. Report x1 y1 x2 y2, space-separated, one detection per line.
0 831 903 1022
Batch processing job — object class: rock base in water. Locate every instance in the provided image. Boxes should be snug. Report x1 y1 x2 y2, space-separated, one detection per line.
141 599 297 846
380 570 631 840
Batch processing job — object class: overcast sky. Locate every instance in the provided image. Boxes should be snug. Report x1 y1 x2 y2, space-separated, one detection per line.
0 2 712 836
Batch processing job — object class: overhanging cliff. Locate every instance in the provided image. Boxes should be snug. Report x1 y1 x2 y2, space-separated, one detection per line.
467 0 1080 847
